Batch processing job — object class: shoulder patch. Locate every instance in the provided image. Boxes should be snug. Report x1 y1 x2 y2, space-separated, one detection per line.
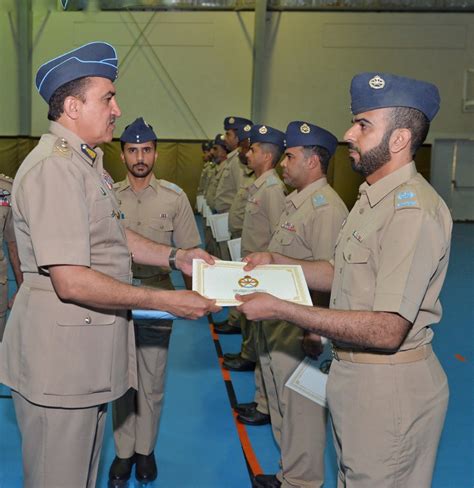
265 175 279 187
312 193 328 208
52 137 72 158
395 187 420 210
160 180 183 194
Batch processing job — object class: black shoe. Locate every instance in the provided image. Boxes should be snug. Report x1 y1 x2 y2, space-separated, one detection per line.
213 321 241 334
254 474 281 488
135 451 157 483
108 455 135 485
237 409 271 426
223 355 256 371
223 351 241 360
234 401 258 415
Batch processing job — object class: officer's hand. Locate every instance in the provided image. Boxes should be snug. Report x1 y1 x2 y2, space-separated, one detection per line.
242 252 274 271
303 332 324 360
176 248 216 276
236 292 281 321
165 290 221 320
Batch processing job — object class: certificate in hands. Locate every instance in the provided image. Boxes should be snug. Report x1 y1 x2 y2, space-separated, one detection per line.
192 259 313 307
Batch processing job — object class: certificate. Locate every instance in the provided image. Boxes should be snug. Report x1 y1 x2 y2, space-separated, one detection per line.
285 341 331 408
192 259 313 307
227 237 242 261
208 213 231 242
196 195 205 213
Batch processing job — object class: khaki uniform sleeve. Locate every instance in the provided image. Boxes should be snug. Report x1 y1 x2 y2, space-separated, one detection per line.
372 209 449 322
263 185 286 231
18 158 91 268
214 161 235 213
172 192 202 249
3 208 15 243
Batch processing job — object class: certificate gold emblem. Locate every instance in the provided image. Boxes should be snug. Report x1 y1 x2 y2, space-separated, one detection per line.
238 275 259 288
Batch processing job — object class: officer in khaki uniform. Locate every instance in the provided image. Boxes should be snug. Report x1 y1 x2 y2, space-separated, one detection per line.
196 141 214 197
225 125 287 428
238 73 452 488
255 121 348 488
0 42 218 488
214 123 254 335
0 174 22 340
214 117 252 261
204 134 228 257
110 118 201 485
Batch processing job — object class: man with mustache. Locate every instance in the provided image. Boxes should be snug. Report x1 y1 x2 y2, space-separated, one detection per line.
238 73 452 487
0 42 219 488
109 118 201 485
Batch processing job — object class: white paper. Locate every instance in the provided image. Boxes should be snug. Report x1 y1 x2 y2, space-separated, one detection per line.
196 195 205 213
208 213 230 242
192 259 313 307
227 238 242 261
285 343 332 407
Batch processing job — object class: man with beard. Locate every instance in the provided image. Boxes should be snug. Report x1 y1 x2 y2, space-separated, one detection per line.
238 73 452 487
109 118 201 485
0 42 219 488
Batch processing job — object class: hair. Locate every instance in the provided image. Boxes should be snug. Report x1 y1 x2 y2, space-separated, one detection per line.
259 142 283 167
47 76 91 121
302 145 331 174
387 107 430 156
120 140 157 151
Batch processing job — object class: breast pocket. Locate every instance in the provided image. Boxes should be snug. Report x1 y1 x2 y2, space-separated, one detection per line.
90 197 114 248
147 218 174 245
341 240 374 304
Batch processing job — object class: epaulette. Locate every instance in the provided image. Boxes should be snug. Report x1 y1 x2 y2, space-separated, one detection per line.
160 180 183 194
312 192 328 208
265 174 279 187
52 137 72 158
395 186 420 210
0 174 13 185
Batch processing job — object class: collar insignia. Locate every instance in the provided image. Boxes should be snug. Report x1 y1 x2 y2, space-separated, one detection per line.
81 144 97 163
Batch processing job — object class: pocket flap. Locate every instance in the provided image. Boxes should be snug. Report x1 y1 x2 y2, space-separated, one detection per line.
343 241 371 264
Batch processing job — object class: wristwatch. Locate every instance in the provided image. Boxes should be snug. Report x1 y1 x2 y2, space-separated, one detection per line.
168 247 180 270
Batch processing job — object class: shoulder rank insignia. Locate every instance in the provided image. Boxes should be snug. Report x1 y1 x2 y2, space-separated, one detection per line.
265 175 279 187
312 194 327 208
161 180 183 194
395 189 419 209
54 137 72 156
80 143 97 164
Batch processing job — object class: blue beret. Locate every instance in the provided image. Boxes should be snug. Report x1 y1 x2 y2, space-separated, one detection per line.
35 41 118 103
120 117 157 144
250 125 286 151
224 116 253 131
236 123 253 142
350 72 440 122
213 133 227 149
285 121 338 157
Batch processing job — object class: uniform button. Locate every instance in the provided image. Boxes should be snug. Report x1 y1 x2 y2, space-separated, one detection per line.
359 208 364 214
138 199 141 204
339 268 342 274
160 225 164 229
84 315 92 325
137 222 141 226
348 254 352 260
346 237 350 241
332 299 336 305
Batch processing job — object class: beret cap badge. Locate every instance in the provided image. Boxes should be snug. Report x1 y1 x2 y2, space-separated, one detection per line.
259 126 268 134
244 124 252 132
229 117 235 124
300 123 311 134
369 75 385 90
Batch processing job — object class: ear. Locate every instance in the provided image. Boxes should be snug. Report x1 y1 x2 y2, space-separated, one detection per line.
306 153 319 170
390 128 411 154
120 151 125 163
62 95 82 121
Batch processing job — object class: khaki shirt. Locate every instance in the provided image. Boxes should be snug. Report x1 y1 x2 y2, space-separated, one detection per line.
241 169 286 256
269 178 348 261
0 175 15 284
206 159 226 211
214 148 243 213
0 121 137 408
115 175 201 279
197 161 214 196
330 162 452 351
228 166 256 237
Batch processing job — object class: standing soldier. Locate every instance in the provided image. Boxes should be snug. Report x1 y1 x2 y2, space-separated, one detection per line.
254 121 348 488
109 118 202 485
225 125 287 428
0 174 22 341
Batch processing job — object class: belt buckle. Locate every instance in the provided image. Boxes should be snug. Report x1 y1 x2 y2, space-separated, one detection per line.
331 345 340 361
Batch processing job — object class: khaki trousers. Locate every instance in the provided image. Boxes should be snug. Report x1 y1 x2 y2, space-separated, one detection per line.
327 349 449 488
260 320 326 488
0 279 7 340
12 390 107 488
112 276 173 457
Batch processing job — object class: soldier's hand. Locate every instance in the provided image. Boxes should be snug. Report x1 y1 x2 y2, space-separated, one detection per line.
176 248 216 276
303 332 324 360
165 290 220 320
242 252 274 271
236 292 282 321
